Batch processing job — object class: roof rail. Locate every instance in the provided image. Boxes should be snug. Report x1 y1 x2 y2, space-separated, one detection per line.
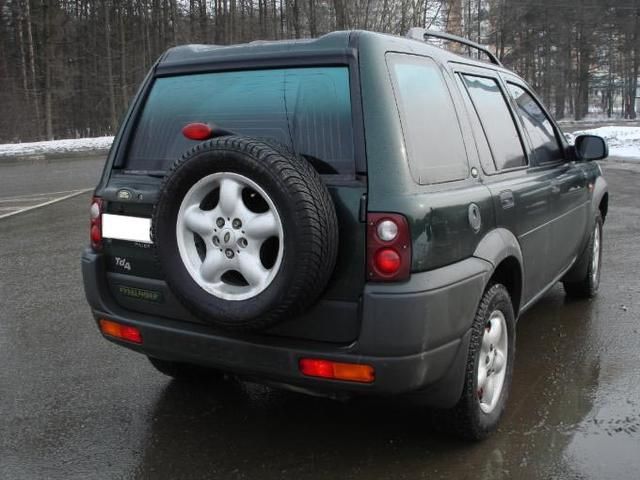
406 27 503 67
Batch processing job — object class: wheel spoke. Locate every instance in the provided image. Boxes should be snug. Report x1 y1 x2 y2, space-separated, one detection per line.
477 363 488 391
481 330 493 352
244 210 278 240
484 375 496 406
218 178 243 216
238 254 269 287
200 249 228 283
493 350 506 374
183 205 214 237
485 317 503 346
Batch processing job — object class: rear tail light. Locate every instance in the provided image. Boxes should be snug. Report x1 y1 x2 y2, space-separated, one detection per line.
367 213 411 281
90 197 103 251
99 319 143 344
299 358 375 383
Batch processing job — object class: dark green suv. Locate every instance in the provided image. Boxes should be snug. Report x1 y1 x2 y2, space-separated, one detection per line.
82 29 609 440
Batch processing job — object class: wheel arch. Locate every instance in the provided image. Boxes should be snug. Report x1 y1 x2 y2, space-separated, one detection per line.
474 228 524 316
593 176 608 223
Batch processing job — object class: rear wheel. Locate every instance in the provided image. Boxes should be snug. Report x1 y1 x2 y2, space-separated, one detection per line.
148 357 226 382
446 283 516 441
563 214 603 298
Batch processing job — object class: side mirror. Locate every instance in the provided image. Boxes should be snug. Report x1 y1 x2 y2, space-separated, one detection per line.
574 135 608 161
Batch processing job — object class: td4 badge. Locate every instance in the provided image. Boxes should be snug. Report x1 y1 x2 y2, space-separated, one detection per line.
114 257 132 271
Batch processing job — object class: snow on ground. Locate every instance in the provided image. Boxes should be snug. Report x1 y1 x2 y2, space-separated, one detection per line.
0 136 113 158
0 126 638 160
565 126 640 159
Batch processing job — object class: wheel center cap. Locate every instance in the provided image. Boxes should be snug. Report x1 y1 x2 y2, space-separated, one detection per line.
220 228 235 247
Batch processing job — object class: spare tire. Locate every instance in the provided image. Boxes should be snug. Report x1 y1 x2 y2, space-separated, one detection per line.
152 136 339 330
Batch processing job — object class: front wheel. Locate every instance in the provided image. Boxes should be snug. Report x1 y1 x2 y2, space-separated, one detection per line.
446 283 516 440
563 214 603 298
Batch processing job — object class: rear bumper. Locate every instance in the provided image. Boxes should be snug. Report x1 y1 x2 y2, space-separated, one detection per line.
82 249 492 407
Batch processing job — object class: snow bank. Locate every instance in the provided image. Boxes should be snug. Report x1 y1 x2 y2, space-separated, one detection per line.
0 136 113 158
569 126 640 159
1 126 638 161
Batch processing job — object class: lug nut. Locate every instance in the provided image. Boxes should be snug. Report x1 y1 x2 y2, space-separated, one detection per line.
213 236 220 246
238 238 248 248
232 218 242 229
225 249 234 259
216 217 225 228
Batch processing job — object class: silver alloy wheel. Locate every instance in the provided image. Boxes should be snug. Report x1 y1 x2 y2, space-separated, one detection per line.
592 222 601 286
477 310 509 414
175 172 284 301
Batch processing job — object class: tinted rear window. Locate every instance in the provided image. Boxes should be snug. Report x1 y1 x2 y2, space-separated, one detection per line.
126 67 354 174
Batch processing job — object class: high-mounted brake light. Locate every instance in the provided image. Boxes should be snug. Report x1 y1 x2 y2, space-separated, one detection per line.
299 358 375 383
182 122 214 141
90 197 103 251
367 213 411 281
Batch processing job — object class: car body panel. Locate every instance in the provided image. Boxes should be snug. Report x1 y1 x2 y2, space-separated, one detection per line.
83 29 608 402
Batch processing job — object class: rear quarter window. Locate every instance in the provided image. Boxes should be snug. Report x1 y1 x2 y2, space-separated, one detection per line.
387 53 469 185
126 67 355 174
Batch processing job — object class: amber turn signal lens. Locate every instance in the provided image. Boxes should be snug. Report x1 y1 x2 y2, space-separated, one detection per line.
299 358 375 383
99 319 143 344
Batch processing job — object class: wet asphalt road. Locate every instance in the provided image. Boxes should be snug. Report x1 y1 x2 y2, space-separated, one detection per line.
1 158 640 479
0 155 105 216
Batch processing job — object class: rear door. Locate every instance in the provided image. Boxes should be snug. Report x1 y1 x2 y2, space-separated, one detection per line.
100 64 366 343
454 65 557 304
503 78 589 277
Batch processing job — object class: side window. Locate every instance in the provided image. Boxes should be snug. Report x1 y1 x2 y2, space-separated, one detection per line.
455 75 495 174
507 83 564 164
461 74 527 171
387 54 469 184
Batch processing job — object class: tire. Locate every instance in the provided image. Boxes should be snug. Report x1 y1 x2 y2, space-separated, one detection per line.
152 136 339 330
148 357 225 382
563 214 603 299
445 283 516 441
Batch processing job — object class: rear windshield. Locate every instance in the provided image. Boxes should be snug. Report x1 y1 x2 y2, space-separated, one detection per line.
126 67 355 174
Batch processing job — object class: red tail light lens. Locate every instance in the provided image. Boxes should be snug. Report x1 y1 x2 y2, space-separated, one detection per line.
90 197 103 251
374 248 401 275
299 358 375 383
182 122 213 141
367 213 411 281
99 319 143 344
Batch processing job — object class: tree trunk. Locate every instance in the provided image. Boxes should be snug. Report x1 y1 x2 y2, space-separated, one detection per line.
334 0 346 30
24 0 42 138
104 0 118 130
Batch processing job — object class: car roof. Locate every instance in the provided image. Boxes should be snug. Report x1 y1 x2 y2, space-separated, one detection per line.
157 30 513 76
